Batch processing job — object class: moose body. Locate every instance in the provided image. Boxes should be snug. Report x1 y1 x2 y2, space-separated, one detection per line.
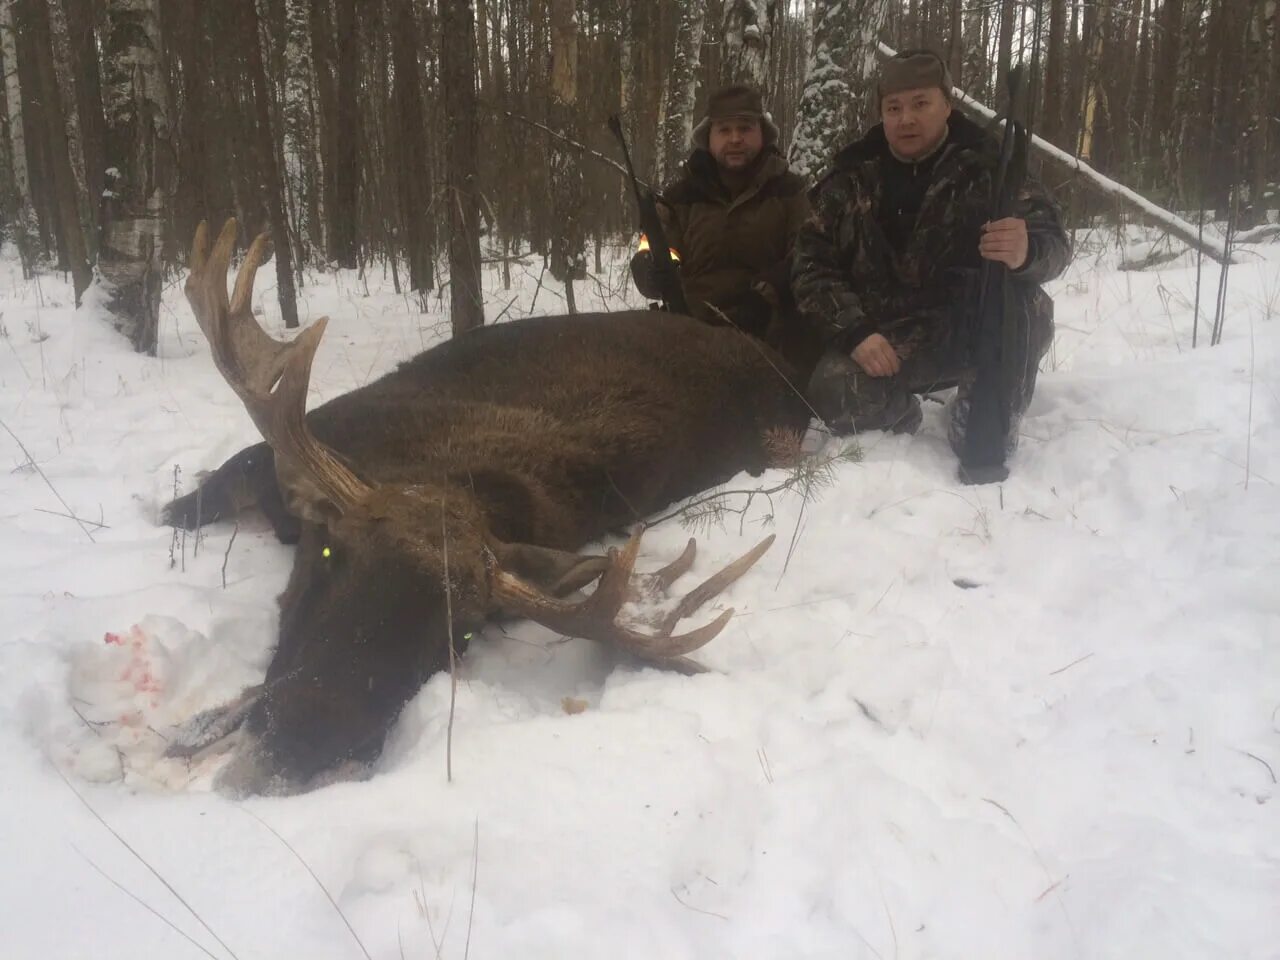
167 221 809 795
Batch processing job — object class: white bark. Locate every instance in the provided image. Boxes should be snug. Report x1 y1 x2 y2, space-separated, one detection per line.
721 0 778 88
659 0 706 182
283 0 317 257
789 0 889 179
619 0 634 129
0 0 36 267
100 0 173 353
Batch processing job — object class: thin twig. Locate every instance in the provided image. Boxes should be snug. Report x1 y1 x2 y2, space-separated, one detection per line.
670 886 729 921
478 100 641 185
74 847 225 960
52 765 241 960
442 494 457 784
243 809 373 960
1245 309 1255 489
1239 750 1276 784
983 797 1076 938
34 507 110 529
464 819 479 960
527 257 548 316
221 524 239 590
1049 652 1094 676
2 418 96 542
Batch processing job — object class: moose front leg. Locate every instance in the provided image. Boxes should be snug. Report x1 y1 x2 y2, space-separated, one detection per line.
165 684 264 761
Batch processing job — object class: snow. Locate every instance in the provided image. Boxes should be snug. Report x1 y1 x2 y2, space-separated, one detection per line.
1 232 1277 958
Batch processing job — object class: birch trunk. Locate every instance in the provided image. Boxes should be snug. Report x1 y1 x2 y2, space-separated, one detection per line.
0 0 36 273
659 0 706 182
283 0 318 261
789 0 889 180
721 0 778 88
548 0 583 310
99 0 174 352
439 0 484 335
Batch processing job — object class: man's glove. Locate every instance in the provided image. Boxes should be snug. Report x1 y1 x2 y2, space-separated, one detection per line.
630 251 665 300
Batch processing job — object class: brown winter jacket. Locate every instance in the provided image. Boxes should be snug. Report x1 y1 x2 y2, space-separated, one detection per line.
651 148 810 339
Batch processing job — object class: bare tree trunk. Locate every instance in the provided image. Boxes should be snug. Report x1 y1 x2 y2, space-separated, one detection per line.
16 0 91 303
1041 0 1067 146
659 0 706 182
475 0 492 99
721 0 778 87
1254 0 1280 223
47 0 93 249
790 0 889 179
620 0 636 136
946 0 963 83
961 0 988 98
331 0 359 266
548 0 582 311
309 0 338 261
99 0 176 351
282 0 318 263
62 0 106 255
440 0 484 334
996 0 1016 100
1130 0 1153 179
0 0 36 273
240 0 299 328
390 0 434 290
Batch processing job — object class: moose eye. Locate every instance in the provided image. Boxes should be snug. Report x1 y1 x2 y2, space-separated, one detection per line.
321 545 332 560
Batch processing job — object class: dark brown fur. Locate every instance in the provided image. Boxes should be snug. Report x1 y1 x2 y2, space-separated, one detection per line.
167 310 809 793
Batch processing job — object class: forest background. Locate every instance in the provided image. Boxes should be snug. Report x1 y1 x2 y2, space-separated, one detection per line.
0 0 1275 352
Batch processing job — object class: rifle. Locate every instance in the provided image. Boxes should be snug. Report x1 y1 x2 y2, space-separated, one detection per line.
607 114 690 316
958 66 1029 485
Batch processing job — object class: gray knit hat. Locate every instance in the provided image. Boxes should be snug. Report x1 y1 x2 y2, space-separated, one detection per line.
877 50 954 100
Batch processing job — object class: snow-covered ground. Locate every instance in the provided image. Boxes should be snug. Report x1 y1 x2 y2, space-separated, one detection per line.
0 230 1276 959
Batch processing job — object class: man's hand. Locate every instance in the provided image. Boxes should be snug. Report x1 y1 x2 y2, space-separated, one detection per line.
852 333 901 377
980 217 1030 269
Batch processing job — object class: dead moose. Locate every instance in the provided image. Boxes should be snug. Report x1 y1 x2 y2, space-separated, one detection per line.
163 219 810 794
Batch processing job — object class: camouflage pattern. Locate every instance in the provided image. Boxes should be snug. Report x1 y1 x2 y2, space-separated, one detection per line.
792 113 1070 448
807 323 1042 451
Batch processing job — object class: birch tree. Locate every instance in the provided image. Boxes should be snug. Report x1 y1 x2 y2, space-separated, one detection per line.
548 0 583 311
790 0 890 179
659 0 706 182
99 0 175 352
721 0 778 88
0 0 36 273
283 0 320 260
440 0 484 335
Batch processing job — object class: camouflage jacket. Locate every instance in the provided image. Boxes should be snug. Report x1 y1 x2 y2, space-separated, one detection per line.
792 113 1071 364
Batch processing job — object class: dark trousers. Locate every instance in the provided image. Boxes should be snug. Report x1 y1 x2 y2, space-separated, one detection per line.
807 335 1041 455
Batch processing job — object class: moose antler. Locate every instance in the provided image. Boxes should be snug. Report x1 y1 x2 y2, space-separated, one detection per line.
489 530 774 660
186 220 370 514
